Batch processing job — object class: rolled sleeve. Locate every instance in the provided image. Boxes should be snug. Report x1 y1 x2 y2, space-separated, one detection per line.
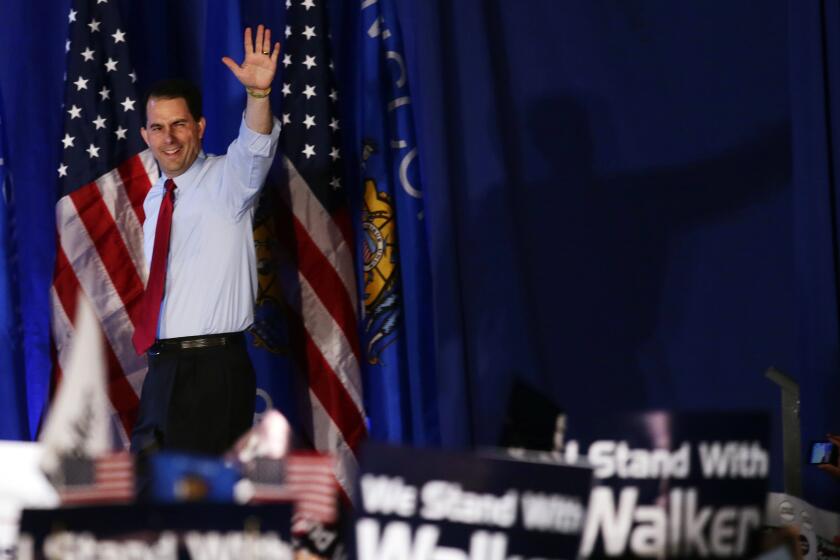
221 115 282 219
238 115 282 157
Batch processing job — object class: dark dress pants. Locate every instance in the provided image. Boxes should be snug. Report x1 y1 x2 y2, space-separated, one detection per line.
130 333 256 456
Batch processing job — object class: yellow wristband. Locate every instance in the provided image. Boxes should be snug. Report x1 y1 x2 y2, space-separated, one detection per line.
246 87 271 99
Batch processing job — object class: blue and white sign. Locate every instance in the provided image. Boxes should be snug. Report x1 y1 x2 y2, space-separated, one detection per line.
564 411 770 558
350 442 593 560
19 503 293 559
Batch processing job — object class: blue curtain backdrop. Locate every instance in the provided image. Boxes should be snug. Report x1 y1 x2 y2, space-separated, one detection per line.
1 0 839 508
0 88 29 440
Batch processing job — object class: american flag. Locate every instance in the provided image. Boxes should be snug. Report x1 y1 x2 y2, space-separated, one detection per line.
245 452 338 532
51 0 156 445
287 453 338 530
54 451 135 505
277 0 367 496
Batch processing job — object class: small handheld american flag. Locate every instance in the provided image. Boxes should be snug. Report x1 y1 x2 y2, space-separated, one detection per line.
51 451 135 506
238 453 338 532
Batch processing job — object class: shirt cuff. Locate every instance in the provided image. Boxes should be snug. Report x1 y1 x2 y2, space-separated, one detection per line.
238 115 281 157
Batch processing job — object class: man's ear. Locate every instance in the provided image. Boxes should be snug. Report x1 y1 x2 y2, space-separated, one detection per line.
140 127 150 147
198 117 206 140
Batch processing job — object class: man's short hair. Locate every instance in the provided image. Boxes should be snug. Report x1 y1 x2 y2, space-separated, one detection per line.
143 78 203 122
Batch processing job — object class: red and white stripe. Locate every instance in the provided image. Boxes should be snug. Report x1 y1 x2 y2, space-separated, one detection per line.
247 453 338 533
279 156 367 497
51 150 158 442
58 451 136 505
286 452 338 527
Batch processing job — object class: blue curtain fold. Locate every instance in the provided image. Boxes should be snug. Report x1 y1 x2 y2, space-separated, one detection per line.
0 0 67 436
788 0 840 508
0 87 29 440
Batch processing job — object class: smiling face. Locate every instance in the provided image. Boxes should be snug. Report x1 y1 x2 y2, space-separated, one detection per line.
140 97 206 178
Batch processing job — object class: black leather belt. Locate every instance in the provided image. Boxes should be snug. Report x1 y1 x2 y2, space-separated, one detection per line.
149 332 244 355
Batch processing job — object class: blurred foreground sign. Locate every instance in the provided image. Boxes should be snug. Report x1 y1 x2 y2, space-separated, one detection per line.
565 411 770 558
350 442 593 560
19 503 292 559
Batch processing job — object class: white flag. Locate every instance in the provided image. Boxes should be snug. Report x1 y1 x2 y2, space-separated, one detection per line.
40 291 112 474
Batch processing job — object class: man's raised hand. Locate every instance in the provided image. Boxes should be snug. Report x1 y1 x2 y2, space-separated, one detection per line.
221 25 280 92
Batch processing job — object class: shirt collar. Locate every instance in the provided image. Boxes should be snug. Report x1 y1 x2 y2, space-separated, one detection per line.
158 150 206 192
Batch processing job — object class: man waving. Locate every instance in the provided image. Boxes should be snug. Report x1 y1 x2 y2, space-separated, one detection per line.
130 25 281 456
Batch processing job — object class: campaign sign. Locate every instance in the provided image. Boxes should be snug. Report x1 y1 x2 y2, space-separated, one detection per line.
564 411 770 558
18 503 293 559
349 442 594 560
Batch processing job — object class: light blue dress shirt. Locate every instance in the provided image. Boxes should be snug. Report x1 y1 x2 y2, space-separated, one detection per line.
142 116 281 339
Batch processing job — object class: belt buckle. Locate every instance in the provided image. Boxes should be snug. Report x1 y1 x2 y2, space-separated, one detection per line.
181 338 204 350
180 336 227 350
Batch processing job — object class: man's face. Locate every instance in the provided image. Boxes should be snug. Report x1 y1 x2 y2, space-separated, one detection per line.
140 97 206 178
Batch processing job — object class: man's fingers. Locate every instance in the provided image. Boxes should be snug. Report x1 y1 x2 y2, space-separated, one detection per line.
271 42 281 63
244 27 253 55
255 25 265 55
263 28 272 54
221 57 243 78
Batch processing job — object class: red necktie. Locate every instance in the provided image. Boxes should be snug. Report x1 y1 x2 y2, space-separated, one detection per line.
132 178 177 355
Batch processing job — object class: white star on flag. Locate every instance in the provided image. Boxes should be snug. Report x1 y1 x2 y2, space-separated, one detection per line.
62 134 75 149
113 126 127 140
282 83 292 96
81 47 95 61
111 29 125 43
86 144 100 158
302 144 315 158
68 9 77 22
58 163 68 177
73 77 89 91
303 114 315 129
88 18 101 32
92 115 107 130
329 118 339 131
285 25 292 38
104 58 118 72
303 26 316 40
282 113 291 125
303 84 316 99
329 177 341 190
283 54 292 67
301 0 315 10
303 55 317 70
67 105 82 119
98 87 110 100
329 147 340 161
120 97 135 112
